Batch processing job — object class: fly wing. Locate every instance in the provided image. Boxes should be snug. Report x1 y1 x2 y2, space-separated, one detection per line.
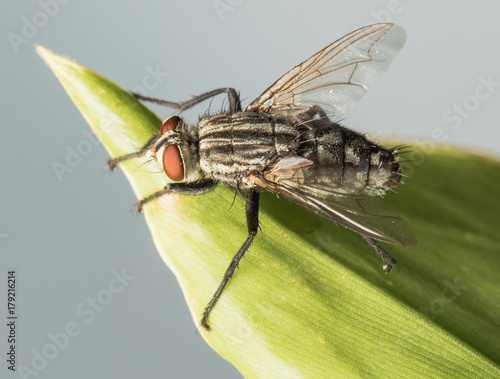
246 23 406 122
251 156 417 247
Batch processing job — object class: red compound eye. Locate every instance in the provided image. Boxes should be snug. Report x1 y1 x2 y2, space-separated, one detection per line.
159 115 184 181
162 145 184 181
160 115 181 135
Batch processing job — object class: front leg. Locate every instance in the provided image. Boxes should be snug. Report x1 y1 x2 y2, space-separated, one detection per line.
201 187 260 331
108 87 242 171
107 130 161 171
136 180 218 212
132 87 242 114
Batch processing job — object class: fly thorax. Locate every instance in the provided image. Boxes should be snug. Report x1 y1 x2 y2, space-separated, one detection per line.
148 116 201 183
197 112 299 185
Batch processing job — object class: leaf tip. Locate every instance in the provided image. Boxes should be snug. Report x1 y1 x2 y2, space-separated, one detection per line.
35 44 54 63
35 44 81 76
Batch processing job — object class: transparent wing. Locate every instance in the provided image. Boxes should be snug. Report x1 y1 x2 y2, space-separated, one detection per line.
246 23 406 122
250 156 417 246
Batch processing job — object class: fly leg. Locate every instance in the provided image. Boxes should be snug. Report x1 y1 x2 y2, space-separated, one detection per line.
135 180 218 212
107 130 161 170
362 236 397 273
201 187 259 331
108 88 241 170
132 87 242 113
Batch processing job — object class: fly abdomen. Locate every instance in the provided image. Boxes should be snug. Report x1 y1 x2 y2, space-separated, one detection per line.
341 129 372 190
298 120 401 194
367 146 403 192
298 121 344 186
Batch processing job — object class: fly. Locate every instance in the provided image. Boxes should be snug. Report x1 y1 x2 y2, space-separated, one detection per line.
108 23 417 331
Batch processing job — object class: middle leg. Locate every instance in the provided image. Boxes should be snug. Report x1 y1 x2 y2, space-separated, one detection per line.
201 187 260 331
135 180 218 212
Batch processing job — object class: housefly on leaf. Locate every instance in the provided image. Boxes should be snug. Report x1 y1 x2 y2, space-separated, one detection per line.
108 23 417 331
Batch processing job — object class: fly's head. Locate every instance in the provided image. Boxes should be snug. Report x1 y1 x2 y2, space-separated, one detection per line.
147 116 200 182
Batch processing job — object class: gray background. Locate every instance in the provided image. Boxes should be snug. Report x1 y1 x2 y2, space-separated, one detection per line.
1 1 499 378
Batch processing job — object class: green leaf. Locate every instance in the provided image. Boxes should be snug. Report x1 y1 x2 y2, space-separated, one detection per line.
37 45 500 378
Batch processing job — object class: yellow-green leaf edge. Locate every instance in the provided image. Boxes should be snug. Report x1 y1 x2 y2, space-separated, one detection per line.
37 45 500 378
